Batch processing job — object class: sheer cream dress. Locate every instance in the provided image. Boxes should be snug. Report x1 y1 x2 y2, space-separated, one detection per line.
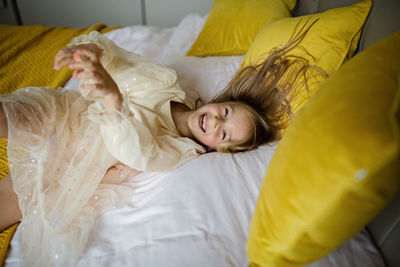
0 31 205 267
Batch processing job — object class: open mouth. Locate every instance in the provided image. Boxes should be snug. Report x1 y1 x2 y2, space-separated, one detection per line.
199 113 207 133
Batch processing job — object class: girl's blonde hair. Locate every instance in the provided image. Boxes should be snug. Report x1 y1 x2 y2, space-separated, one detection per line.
211 19 325 153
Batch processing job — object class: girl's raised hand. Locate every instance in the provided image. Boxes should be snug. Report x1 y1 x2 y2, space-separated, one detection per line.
69 49 118 95
70 49 123 112
53 43 100 71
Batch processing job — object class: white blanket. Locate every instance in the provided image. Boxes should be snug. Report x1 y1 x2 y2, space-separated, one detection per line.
6 14 385 267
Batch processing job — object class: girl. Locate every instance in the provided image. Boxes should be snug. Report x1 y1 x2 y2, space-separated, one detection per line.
0 24 317 266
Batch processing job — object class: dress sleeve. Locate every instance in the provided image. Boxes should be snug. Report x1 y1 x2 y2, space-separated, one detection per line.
87 101 203 172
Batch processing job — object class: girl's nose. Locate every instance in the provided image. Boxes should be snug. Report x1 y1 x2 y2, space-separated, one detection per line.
210 115 222 130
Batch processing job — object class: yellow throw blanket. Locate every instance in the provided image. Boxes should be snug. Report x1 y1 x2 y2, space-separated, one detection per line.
0 23 118 266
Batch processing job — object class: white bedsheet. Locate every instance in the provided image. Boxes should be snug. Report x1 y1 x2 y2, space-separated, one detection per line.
5 14 385 267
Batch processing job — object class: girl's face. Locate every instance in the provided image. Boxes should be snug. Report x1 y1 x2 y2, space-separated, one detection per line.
187 102 253 150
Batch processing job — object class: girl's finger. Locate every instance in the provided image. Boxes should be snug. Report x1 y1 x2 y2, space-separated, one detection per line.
55 49 71 58
69 60 93 70
54 51 71 68
80 83 103 91
54 56 75 70
75 70 98 80
55 49 74 60
54 48 78 67
76 49 99 63
73 50 95 63
72 69 83 79
73 51 83 62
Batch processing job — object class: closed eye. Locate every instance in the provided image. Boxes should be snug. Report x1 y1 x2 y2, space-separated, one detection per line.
222 130 227 140
224 107 229 118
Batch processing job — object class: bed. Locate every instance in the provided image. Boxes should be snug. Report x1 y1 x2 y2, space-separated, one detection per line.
1 0 399 266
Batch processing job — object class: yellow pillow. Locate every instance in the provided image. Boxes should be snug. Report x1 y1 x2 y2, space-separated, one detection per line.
242 0 372 113
247 31 400 266
186 0 297 56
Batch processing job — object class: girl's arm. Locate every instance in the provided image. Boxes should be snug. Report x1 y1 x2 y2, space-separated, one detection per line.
53 32 202 172
69 49 123 112
54 43 123 113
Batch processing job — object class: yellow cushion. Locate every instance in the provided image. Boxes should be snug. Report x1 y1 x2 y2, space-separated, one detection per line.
186 0 297 56
242 0 372 113
247 31 400 266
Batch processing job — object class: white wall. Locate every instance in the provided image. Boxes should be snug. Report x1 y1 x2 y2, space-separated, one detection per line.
16 0 142 27
145 0 212 27
14 0 212 28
